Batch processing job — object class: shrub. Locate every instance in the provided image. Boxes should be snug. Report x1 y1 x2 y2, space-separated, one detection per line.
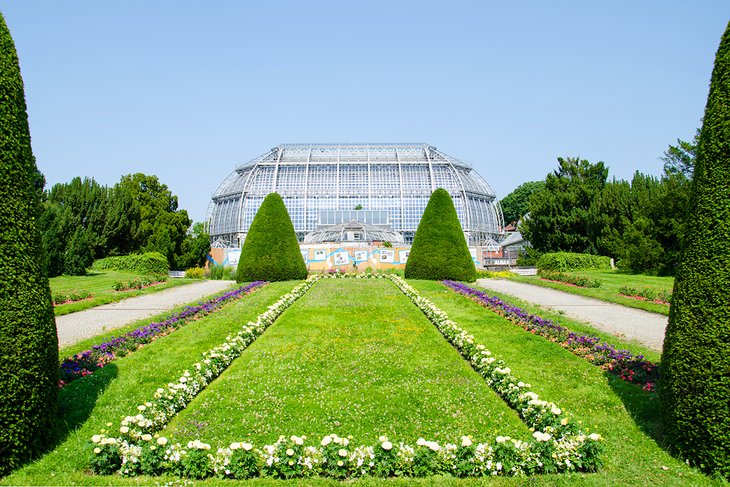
209 265 235 280
236 193 307 282
63 228 93 276
405 188 476 281
536 252 612 272
0 13 59 475
52 290 92 305
660 22 730 479
184 267 205 279
538 270 601 288
92 252 169 276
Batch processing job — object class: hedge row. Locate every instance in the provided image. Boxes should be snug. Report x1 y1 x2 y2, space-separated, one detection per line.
92 252 169 276
537 270 601 288
536 252 612 272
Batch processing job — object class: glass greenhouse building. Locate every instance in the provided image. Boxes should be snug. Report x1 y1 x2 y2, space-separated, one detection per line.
207 143 504 247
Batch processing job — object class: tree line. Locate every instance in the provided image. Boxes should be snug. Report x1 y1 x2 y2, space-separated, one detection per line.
500 135 697 276
39 173 210 276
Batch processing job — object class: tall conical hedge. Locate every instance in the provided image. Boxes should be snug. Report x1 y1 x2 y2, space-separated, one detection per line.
0 12 59 475
236 193 307 282
405 188 476 281
660 21 730 479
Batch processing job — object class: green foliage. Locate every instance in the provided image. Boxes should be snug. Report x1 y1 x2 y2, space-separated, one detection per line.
499 180 545 224
661 22 730 480
176 222 211 270
0 12 59 475
537 270 601 288
405 188 476 281
522 157 609 254
209 265 235 280
184 267 205 279
92 252 169 276
63 228 94 276
536 252 612 272
661 130 698 179
236 193 307 282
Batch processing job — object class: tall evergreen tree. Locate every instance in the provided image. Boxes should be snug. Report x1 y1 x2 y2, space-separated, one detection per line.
660 22 730 479
0 12 59 475
404 188 476 281
236 193 307 282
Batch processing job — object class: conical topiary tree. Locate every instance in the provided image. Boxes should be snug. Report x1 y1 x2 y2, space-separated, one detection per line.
405 188 476 281
0 12 59 475
236 192 307 282
660 21 730 479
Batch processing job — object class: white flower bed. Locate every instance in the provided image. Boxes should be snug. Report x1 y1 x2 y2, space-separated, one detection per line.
90 273 602 479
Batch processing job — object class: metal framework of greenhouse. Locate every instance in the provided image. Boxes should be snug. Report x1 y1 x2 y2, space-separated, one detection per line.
207 143 505 248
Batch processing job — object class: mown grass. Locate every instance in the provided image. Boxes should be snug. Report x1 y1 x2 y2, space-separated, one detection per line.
410 280 715 486
506 269 674 315
2 277 718 486
1 281 300 486
51 270 200 316
164 279 529 445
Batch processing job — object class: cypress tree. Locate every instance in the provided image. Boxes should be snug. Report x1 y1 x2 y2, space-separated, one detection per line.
660 21 730 479
236 193 307 282
405 188 476 281
0 12 59 475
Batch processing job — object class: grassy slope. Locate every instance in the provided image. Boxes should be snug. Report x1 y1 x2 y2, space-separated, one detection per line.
164 279 529 445
506 269 673 315
50 270 199 316
2 281 299 486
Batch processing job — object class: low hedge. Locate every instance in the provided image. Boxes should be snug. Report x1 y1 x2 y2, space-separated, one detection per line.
537 270 601 288
536 252 612 272
92 252 169 276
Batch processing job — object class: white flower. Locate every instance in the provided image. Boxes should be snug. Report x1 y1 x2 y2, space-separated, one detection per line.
338 448 348 457
179 376 187 383
589 433 602 441
243 442 253 451
157 437 168 446
378 435 387 442
551 407 562 415
91 435 101 443
416 438 426 446
93 447 101 454
137 405 146 411
381 441 392 451
461 436 472 447
561 417 570 426
337 460 344 467
230 442 241 450
321 436 331 447
120 426 129 434
286 448 295 456
141 434 152 442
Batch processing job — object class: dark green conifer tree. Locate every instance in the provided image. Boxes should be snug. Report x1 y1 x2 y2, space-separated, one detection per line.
405 188 476 281
660 21 730 479
0 12 59 475
236 193 307 282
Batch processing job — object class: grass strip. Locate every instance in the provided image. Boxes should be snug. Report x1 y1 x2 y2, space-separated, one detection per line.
504 270 672 315
443 280 659 391
89 275 602 480
59 281 268 386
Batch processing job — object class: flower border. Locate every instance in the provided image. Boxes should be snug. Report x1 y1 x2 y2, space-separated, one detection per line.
60 281 268 387
90 274 602 479
443 280 659 391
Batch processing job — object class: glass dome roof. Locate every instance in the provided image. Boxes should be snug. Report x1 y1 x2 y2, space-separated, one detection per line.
207 143 504 247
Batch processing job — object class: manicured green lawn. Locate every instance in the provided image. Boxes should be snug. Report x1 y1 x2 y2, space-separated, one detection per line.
164 279 529 445
411 280 712 486
50 270 199 316
506 269 674 315
1 277 718 486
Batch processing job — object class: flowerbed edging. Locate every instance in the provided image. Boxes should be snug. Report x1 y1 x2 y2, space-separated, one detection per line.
443 280 659 391
60 281 268 387
89 274 602 480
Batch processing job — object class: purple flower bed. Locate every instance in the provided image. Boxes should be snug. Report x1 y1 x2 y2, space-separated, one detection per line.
59 281 268 387
442 280 659 392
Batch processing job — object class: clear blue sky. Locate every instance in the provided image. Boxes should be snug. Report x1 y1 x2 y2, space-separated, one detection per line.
1 1 728 223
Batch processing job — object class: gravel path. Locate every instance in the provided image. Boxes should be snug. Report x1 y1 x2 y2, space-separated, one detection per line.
476 279 668 351
56 280 236 349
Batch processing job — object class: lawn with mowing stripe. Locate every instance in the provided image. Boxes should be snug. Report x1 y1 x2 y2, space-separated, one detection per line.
411 280 716 486
164 278 531 446
0 281 300 486
507 270 673 315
